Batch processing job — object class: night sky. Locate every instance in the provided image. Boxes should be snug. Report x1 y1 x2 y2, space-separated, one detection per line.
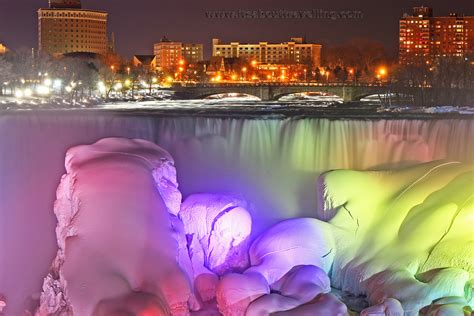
0 0 472 58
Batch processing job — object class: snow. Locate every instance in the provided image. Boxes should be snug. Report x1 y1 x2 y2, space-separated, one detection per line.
37 138 193 316
317 161 474 313
179 194 252 303
28 141 474 315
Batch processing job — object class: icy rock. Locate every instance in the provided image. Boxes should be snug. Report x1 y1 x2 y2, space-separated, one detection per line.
246 265 331 315
272 293 348 316
245 218 335 286
360 298 404 316
316 161 474 313
0 294 5 313
420 297 472 316
216 272 269 316
37 138 192 316
180 194 252 301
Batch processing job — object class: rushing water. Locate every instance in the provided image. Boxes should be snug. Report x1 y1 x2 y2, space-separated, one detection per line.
0 108 473 314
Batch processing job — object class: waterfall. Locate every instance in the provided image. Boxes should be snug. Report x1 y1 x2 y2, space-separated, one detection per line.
0 111 472 314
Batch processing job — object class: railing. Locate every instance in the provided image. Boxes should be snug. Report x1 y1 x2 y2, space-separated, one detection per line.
173 82 387 88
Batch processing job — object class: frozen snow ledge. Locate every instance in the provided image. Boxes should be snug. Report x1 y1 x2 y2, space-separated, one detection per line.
317 161 474 315
37 138 193 316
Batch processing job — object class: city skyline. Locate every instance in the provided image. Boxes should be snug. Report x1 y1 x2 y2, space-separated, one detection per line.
1 0 473 58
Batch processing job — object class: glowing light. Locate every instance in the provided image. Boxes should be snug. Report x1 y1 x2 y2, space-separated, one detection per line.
166 76 173 83
24 88 32 97
15 90 24 98
114 82 123 91
152 77 158 83
36 85 50 95
53 79 62 89
44 78 52 87
231 74 237 81
124 79 131 87
65 86 73 93
251 60 258 67
97 81 106 93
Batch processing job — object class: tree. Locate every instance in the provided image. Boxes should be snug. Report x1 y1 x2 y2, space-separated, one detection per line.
0 56 13 95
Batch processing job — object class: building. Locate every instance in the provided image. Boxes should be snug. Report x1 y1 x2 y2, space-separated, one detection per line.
0 43 7 55
132 55 157 71
212 37 322 67
399 7 474 64
153 38 204 72
182 43 203 64
153 37 183 72
38 0 108 56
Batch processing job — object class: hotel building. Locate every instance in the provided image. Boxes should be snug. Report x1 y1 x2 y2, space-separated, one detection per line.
182 43 204 64
38 0 108 56
212 38 322 67
399 7 474 65
153 38 204 71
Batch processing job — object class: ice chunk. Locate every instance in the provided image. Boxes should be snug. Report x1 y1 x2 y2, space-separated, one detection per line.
246 265 331 315
420 297 472 315
317 161 474 312
180 194 252 302
216 272 269 316
245 218 335 286
272 293 348 316
37 138 192 316
360 298 404 316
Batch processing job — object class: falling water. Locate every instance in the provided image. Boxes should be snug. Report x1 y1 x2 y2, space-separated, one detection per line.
0 111 473 314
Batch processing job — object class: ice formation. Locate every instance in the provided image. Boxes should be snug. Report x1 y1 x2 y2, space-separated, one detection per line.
317 161 474 314
33 137 473 316
37 138 193 316
179 194 252 302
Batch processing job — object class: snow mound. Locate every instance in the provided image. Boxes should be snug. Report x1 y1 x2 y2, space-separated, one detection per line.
37 138 192 316
317 161 474 313
179 194 252 303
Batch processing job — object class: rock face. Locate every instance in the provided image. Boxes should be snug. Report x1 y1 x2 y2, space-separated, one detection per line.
37 138 193 316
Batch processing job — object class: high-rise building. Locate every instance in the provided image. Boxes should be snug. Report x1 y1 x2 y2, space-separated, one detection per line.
38 0 108 56
153 37 183 72
212 38 322 67
153 37 204 71
399 7 474 65
182 44 203 64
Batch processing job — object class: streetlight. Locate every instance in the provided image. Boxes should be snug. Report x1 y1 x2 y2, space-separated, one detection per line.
127 67 131 75
242 67 247 81
320 70 329 84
